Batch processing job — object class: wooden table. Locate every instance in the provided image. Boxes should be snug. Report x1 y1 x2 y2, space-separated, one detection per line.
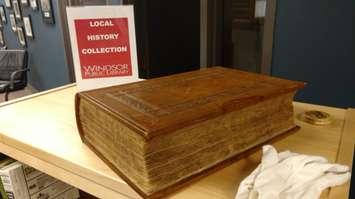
0 84 353 199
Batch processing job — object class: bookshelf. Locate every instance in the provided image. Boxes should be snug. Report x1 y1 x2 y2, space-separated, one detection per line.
0 84 352 199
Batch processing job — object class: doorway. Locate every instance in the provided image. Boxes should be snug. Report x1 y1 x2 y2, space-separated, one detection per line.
201 0 276 74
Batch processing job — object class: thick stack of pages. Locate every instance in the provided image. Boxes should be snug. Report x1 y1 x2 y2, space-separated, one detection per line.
75 67 304 198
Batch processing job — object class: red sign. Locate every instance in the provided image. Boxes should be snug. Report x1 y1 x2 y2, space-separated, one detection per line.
74 18 132 79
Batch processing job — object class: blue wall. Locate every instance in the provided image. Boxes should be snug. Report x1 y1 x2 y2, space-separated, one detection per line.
107 0 123 4
272 0 355 108
1 0 71 91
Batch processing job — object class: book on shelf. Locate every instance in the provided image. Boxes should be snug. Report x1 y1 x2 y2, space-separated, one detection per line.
0 156 15 199
0 161 79 199
30 180 76 199
54 188 80 199
0 180 7 199
0 161 30 199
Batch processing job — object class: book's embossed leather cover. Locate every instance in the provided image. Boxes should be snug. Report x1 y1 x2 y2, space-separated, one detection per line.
76 67 304 140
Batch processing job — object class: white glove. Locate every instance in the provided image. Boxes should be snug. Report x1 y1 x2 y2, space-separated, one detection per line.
235 145 351 199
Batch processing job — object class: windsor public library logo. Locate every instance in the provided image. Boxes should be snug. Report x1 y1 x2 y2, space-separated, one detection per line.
74 18 132 79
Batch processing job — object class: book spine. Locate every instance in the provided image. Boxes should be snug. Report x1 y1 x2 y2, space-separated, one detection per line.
22 165 42 181
0 163 30 199
0 179 8 199
26 173 57 195
53 188 80 199
30 181 72 199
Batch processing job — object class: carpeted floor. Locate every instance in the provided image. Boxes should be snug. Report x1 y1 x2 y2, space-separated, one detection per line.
0 86 37 103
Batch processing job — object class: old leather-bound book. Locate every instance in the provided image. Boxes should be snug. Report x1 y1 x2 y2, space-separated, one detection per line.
75 67 304 198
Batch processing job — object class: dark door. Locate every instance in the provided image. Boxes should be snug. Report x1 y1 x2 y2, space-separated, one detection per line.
123 0 201 78
206 0 275 74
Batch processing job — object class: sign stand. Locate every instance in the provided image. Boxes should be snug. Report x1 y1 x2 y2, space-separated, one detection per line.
67 6 140 91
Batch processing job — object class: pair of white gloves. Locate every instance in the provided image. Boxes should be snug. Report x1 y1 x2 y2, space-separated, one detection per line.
235 145 351 199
